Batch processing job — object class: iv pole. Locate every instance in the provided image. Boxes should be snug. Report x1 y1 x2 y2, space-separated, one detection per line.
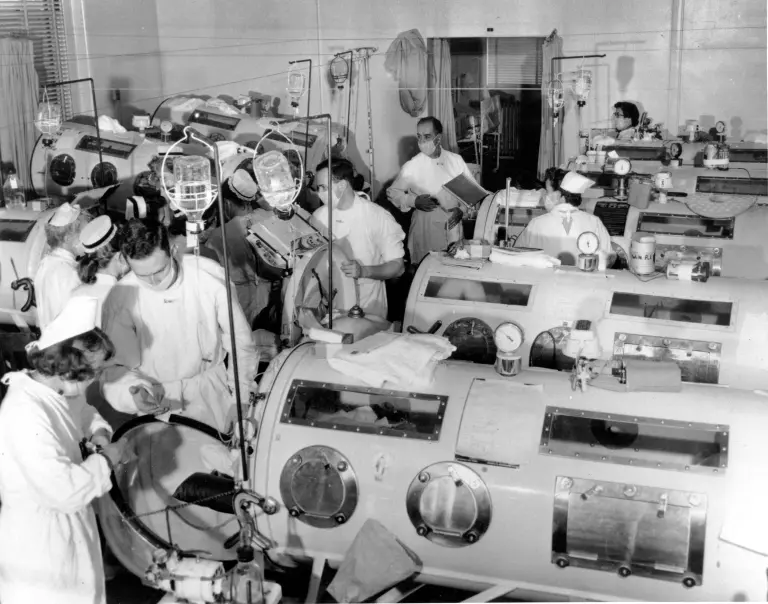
288 58 313 171
353 47 377 198
549 54 605 167
334 50 355 146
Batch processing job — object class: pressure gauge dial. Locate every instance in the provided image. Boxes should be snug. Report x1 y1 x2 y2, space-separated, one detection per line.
715 121 726 134
577 231 600 255
160 120 173 134
614 158 631 176
669 142 683 159
494 322 524 354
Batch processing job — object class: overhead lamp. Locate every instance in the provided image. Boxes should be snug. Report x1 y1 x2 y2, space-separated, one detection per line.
161 142 217 251
251 127 305 218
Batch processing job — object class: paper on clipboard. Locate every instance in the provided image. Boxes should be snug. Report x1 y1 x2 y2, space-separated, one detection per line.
455 378 544 468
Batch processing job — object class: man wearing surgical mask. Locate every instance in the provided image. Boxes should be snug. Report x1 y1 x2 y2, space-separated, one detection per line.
99 219 260 433
312 158 405 319
387 116 480 265
613 101 640 141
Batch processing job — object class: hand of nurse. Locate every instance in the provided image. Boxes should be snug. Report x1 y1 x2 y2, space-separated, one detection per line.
89 428 112 450
100 439 135 471
130 383 168 415
341 260 365 279
415 194 439 212
447 207 464 230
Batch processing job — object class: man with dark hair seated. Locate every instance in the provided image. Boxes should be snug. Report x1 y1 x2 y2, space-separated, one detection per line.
613 101 641 141
100 218 260 433
312 157 406 319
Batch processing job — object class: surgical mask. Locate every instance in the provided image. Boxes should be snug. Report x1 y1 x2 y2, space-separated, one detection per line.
139 259 177 291
613 116 631 131
419 140 437 156
544 191 562 211
319 181 345 208
60 378 93 398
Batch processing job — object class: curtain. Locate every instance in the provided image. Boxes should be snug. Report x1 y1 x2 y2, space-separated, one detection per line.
0 37 39 194
427 39 458 153
537 30 564 179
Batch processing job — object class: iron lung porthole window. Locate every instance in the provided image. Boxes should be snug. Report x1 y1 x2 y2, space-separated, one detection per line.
91 162 118 188
279 445 358 529
50 154 77 187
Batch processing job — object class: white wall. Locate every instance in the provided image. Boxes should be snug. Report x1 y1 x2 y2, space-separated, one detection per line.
72 0 767 188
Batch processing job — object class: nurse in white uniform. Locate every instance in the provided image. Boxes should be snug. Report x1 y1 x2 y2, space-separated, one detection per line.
72 215 129 326
312 157 406 319
0 296 129 604
515 171 613 269
34 202 90 328
387 117 478 265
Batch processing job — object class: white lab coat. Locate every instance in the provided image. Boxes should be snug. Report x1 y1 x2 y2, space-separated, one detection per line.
388 150 475 265
0 372 112 604
100 255 260 432
312 192 405 318
71 273 118 329
514 203 613 268
34 248 81 329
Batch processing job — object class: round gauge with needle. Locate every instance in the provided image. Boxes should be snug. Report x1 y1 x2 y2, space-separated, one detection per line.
160 120 173 134
669 142 683 159
494 322 524 354
614 157 631 176
715 121 726 134
577 231 600 255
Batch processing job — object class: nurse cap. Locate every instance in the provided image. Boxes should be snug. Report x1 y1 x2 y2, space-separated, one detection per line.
79 215 117 253
36 296 100 350
560 171 595 195
48 202 82 227
230 169 259 203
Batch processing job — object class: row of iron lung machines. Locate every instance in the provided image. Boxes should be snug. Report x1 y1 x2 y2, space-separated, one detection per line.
4 97 768 601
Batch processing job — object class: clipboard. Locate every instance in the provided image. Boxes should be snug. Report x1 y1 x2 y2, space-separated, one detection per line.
441 173 489 211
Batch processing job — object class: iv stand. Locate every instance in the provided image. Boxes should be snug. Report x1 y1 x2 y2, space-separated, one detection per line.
549 54 605 168
45 78 104 184
288 59 313 172
272 113 335 330
354 47 377 198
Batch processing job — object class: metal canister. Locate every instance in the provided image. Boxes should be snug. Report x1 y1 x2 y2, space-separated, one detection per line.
630 233 656 275
628 175 653 209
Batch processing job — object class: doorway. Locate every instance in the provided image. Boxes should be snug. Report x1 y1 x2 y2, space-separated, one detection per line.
449 37 544 190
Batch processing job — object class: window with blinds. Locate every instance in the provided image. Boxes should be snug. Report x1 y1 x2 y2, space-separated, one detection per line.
0 0 72 116
486 37 543 90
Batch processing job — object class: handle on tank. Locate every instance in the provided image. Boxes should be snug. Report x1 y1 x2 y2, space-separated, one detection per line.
406 320 443 335
11 277 36 312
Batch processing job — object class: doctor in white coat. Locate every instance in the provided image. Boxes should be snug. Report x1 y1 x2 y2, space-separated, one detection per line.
312 157 406 319
34 202 90 328
100 219 260 432
0 296 129 604
515 171 613 269
387 116 477 265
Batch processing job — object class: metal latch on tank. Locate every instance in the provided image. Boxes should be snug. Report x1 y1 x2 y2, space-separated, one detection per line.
657 493 669 519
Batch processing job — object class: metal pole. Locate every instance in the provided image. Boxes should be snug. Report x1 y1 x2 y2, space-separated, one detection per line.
189 128 249 484
548 55 605 167
288 59 313 172
45 78 103 182
354 47 377 198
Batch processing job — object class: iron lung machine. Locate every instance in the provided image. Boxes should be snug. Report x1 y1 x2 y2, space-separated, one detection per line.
96 343 768 602
247 344 768 601
404 254 768 390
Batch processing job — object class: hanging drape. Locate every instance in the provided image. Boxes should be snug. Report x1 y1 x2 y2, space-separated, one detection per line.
385 29 429 118
0 37 40 194
537 30 564 179
427 38 458 153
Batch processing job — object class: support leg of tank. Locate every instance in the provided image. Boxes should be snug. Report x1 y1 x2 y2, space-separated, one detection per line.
461 583 517 603
304 556 328 604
